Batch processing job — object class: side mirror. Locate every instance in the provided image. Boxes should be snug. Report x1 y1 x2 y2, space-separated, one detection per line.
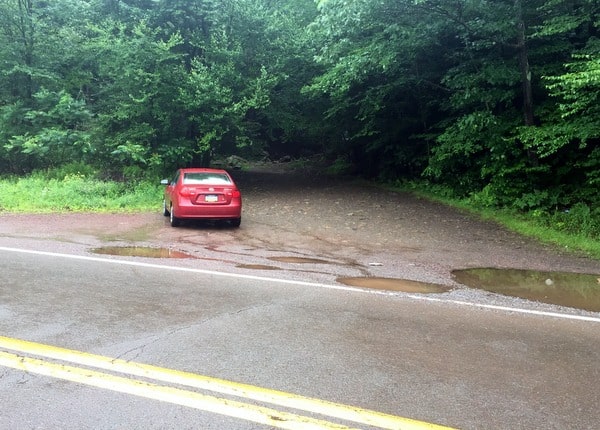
160 179 169 185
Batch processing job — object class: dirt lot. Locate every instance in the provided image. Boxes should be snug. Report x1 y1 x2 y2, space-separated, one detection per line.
237 164 600 281
2 163 600 312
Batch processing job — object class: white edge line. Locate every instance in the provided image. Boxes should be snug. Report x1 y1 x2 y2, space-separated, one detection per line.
406 295 600 323
1 245 600 324
0 246 378 293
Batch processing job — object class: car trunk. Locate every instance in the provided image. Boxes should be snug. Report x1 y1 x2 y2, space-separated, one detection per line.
180 186 236 205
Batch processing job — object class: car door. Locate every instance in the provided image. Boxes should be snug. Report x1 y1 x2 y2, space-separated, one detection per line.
165 170 180 209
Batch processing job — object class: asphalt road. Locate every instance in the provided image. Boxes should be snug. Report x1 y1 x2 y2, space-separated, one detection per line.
1 246 599 429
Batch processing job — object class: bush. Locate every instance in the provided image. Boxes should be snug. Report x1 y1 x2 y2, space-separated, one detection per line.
44 162 98 180
548 203 600 239
0 170 162 213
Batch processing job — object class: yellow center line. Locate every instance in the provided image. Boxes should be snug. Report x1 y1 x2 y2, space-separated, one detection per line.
0 351 354 430
0 336 455 430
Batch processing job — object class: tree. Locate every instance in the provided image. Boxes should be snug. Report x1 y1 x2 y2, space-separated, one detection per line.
305 0 449 177
0 0 36 101
83 19 188 175
0 0 95 173
0 0 597 214
517 0 599 157
154 0 292 163
421 0 598 208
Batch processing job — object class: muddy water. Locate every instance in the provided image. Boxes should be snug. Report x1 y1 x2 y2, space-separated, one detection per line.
453 268 600 312
91 246 195 259
337 277 452 294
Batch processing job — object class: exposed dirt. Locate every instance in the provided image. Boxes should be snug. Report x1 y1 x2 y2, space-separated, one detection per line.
232 164 600 277
2 163 600 301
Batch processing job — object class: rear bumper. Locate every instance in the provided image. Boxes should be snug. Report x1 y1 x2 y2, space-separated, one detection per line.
174 199 242 219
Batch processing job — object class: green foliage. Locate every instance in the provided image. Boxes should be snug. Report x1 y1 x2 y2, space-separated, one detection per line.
0 0 598 246
546 49 600 119
44 162 98 180
550 203 600 239
305 0 446 178
325 156 353 175
412 0 599 213
83 20 189 173
2 89 92 171
0 172 162 213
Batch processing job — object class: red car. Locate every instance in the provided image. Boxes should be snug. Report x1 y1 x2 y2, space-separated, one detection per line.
161 168 242 227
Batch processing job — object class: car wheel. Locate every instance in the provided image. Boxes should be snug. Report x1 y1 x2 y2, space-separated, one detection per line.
162 199 170 216
169 204 180 227
230 218 241 228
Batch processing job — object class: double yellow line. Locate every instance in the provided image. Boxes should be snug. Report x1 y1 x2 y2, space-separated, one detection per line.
0 336 454 429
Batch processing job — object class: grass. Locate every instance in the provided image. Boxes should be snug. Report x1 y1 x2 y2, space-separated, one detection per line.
0 173 163 213
396 182 600 261
491 210 600 260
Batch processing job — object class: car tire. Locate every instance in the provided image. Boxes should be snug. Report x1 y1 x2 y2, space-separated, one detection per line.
162 199 170 216
169 204 180 227
230 218 241 228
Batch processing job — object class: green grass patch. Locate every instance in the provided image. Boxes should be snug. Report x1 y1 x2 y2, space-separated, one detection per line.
0 173 163 213
396 181 600 261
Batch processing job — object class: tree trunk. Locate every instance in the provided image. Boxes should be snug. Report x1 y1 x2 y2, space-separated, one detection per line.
17 0 35 101
514 0 534 127
515 0 537 165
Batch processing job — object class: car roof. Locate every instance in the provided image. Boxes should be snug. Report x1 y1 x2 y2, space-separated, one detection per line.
177 168 233 176
179 168 229 173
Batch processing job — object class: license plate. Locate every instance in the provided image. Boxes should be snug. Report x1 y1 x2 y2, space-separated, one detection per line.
205 194 218 202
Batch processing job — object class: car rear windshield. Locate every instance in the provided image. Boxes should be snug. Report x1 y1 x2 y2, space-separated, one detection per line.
183 173 232 185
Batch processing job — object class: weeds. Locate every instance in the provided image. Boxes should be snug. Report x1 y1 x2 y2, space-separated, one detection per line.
0 172 162 213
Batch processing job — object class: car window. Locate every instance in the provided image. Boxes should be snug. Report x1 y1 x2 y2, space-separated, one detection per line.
170 171 180 186
183 173 232 185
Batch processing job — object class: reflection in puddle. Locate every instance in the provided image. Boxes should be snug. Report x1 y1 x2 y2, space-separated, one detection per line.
269 256 332 264
337 277 451 294
91 246 195 259
453 268 600 312
237 264 280 270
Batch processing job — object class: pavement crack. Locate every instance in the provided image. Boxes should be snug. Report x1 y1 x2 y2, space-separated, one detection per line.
113 304 273 362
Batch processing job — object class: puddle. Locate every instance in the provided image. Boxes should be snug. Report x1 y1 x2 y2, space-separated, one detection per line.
337 277 452 294
269 256 332 264
91 246 195 259
237 264 280 270
453 268 600 312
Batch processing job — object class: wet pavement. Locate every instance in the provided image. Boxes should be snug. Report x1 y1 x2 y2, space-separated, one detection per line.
89 245 600 309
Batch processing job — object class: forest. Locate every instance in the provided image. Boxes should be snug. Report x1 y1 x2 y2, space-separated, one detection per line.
0 0 598 215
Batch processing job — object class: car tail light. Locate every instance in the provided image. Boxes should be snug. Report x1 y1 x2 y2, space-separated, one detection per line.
225 189 241 198
179 187 194 196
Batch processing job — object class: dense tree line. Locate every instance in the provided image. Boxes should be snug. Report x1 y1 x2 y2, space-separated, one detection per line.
0 0 598 211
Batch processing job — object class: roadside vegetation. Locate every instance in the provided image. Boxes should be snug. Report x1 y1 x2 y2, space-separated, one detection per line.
0 167 162 213
0 1 597 258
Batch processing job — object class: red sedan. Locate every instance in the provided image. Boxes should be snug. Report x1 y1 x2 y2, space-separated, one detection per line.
161 168 242 227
